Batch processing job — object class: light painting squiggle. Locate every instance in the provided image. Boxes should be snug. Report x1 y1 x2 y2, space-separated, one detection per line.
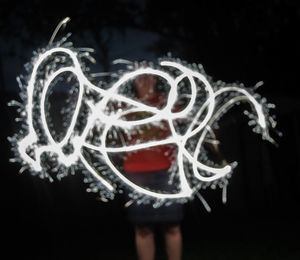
9 20 277 209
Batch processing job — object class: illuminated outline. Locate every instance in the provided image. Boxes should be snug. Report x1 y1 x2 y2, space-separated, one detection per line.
9 20 277 208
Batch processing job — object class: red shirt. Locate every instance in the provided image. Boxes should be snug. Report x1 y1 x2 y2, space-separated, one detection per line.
123 94 176 173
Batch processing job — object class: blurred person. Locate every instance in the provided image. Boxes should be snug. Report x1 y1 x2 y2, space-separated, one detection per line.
123 74 183 260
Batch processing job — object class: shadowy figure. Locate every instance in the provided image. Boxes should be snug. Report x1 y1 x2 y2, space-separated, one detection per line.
123 74 183 260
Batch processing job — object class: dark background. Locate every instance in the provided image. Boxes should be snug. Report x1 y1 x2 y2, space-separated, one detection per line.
1 0 299 259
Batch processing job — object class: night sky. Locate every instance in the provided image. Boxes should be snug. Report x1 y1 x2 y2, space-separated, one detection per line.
1 0 300 259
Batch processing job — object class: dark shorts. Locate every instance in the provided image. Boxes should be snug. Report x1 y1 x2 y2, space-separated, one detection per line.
124 169 184 225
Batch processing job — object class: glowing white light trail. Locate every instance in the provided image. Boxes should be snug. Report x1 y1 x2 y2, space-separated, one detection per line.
9 20 277 209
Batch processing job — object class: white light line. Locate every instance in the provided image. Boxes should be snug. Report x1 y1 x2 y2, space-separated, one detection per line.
13 41 275 203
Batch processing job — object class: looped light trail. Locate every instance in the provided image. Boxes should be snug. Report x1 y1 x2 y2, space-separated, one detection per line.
9 30 277 208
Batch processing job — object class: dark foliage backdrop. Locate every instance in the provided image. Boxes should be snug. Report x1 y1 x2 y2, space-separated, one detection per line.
1 0 299 259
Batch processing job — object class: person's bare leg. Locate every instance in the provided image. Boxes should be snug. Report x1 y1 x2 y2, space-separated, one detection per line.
164 224 182 260
135 225 155 260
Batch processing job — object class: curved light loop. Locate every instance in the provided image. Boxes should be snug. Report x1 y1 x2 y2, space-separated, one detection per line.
11 40 276 204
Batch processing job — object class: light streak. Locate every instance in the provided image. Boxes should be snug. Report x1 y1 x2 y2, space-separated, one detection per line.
9 22 277 208
49 17 71 44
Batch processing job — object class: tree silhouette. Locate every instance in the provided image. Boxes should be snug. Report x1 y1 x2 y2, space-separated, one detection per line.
0 0 141 86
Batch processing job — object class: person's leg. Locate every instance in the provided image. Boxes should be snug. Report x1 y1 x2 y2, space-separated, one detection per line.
163 224 182 260
135 225 155 260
